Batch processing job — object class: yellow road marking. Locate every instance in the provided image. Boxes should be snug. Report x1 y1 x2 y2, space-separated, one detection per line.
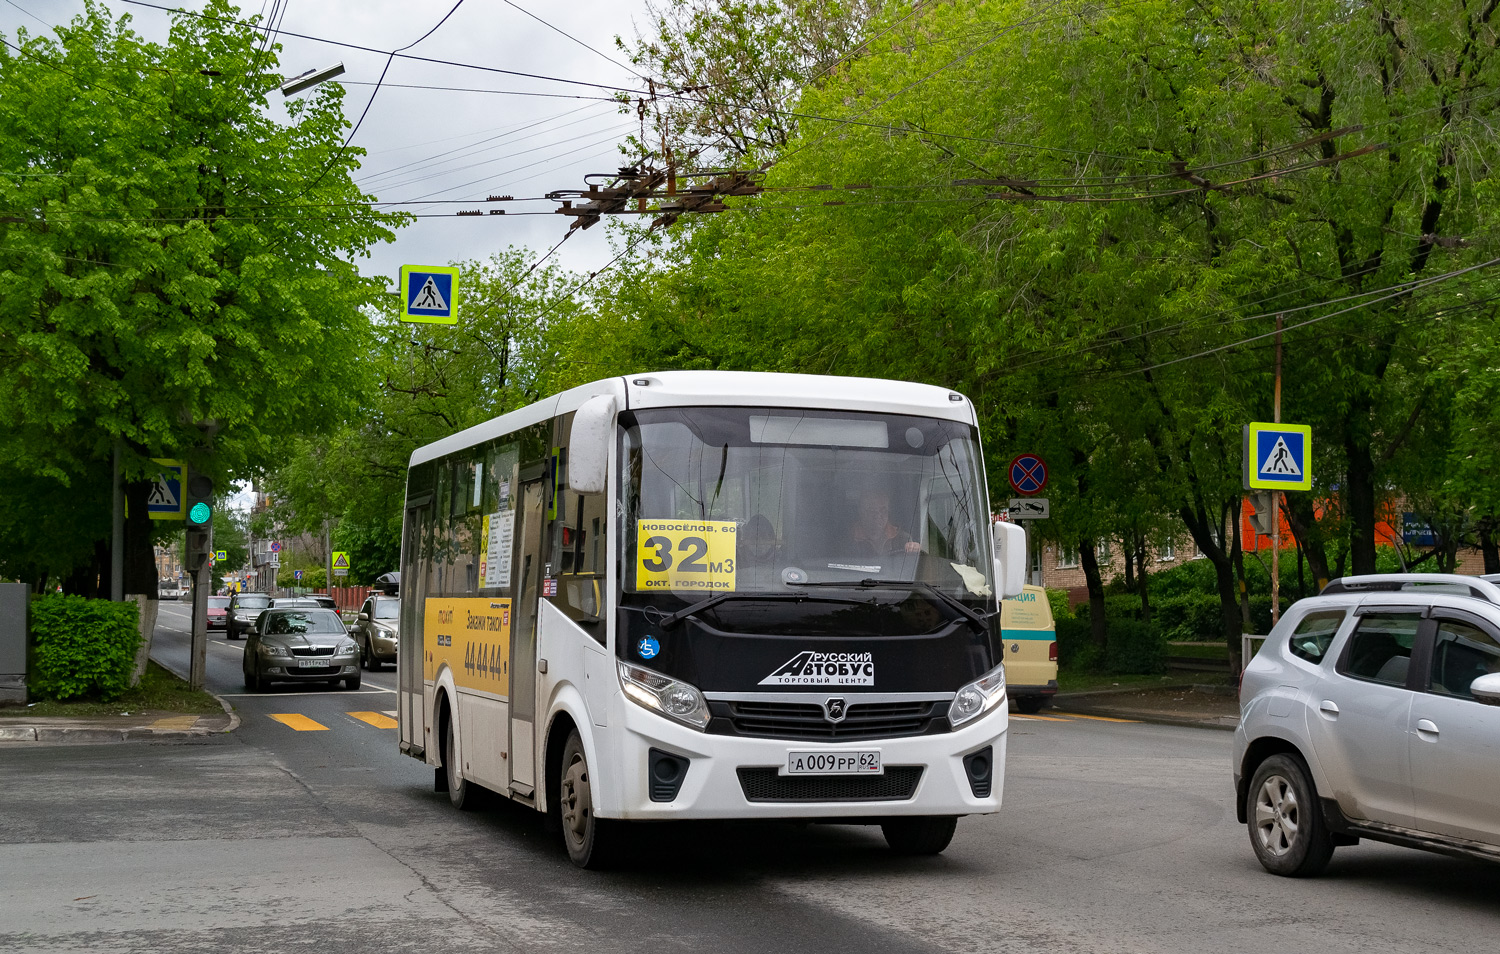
269 713 328 731
347 711 397 729
150 715 199 730
1052 711 1140 723
1011 713 1072 722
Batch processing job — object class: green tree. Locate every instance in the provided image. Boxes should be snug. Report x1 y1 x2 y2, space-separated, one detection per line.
0 1 405 594
263 248 582 566
572 0 1500 665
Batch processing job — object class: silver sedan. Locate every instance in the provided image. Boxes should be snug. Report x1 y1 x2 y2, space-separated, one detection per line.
242 608 361 692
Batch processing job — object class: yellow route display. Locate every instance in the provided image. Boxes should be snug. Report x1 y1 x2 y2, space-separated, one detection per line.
635 519 738 592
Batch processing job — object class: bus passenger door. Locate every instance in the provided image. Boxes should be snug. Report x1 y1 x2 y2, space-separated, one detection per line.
509 477 546 794
399 502 430 757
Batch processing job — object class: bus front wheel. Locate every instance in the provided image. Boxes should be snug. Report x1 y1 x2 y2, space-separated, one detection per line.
443 706 479 810
881 816 958 855
559 729 620 869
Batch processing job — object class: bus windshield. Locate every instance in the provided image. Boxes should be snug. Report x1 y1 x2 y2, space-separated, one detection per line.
620 406 994 606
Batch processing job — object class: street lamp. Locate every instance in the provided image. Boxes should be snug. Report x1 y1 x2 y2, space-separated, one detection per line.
280 62 345 97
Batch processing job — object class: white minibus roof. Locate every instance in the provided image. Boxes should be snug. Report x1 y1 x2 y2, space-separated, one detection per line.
410 371 976 467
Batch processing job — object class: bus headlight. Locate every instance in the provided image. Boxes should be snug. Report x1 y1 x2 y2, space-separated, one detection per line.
948 662 1006 728
618 661 710 730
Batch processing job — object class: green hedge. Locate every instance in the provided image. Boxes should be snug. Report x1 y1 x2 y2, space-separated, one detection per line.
29 594 141 701
1055 616 1095 669
1104 619 1168 674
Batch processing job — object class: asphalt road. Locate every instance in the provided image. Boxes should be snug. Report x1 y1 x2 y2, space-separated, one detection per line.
3 606 1498 953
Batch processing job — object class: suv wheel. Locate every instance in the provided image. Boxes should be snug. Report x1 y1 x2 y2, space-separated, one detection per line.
1247 753 1335 877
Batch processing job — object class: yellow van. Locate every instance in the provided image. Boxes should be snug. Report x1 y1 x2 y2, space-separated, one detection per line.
1002 584 1057 713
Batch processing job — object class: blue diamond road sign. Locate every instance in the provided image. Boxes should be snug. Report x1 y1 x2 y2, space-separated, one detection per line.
1243 423 1312 491
400 265 459 324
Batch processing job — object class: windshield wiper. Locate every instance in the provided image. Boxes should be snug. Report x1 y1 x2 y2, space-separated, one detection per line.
652 592 825 629
800 579 992 633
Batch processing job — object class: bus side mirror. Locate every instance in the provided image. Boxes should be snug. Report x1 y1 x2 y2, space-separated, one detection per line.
992 521 1026 599
568 393 617 495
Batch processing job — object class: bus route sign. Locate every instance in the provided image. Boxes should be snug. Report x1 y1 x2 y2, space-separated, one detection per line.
635 519 737 593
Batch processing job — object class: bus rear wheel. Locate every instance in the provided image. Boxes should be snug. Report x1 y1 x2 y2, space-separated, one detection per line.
559 729 620 869
881 816 958 855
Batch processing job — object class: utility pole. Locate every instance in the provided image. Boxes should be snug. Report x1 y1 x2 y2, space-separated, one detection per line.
1271 314 1283 626
111 440 124 601
183 467 215 691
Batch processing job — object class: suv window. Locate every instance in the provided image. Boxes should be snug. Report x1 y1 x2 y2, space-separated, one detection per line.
1429 619 1500 700
1288 610 1346 664
1341 613 1421 686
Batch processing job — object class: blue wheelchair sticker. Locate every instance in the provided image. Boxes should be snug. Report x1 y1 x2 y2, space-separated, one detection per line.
637 636 661 660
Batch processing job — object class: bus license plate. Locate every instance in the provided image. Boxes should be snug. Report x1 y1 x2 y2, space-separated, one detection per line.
783 750 883 776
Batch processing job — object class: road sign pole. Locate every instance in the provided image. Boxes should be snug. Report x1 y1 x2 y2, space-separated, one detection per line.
1271 314 1282 626
111 440 124 602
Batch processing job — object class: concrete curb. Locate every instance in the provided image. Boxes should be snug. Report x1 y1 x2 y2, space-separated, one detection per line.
0 656 240 745
1051 704 1239 732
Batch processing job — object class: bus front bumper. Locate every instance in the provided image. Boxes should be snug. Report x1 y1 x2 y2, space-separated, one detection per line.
603 698 1008 821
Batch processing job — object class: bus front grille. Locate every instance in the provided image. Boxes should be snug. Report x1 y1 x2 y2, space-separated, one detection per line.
736 766 923 802
712 700 945 741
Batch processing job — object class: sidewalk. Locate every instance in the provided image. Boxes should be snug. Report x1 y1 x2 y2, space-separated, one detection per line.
1048 684 1240 731
0 658 238 744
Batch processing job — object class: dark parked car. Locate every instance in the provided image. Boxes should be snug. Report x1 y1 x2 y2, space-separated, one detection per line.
227 592 271 640
207 596 230 631
242 608 360 691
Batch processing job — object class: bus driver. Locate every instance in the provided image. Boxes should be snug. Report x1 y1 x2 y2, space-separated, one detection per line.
848 488 923 557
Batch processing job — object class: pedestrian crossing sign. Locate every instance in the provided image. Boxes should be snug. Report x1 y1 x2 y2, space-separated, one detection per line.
399 265 459 324
146 459 185 520
1244 423 1312 491
332 551 350 578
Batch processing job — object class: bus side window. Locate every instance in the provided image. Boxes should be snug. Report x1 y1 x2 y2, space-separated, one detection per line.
549 412 607 641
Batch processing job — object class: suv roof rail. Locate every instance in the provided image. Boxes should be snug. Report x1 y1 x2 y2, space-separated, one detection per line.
1321 574 1500 605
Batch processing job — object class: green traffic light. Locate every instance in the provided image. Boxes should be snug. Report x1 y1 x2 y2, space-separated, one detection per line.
189 502 212 524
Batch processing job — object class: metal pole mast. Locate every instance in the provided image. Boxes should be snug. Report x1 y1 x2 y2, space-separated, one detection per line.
1271 314 1283 626
111 441 124 601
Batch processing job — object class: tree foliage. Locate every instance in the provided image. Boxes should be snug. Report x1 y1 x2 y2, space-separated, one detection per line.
261 248 583 577
578 0 1500 653
0 1 405 590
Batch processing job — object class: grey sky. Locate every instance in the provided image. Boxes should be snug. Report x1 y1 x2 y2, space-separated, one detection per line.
2 0 659 284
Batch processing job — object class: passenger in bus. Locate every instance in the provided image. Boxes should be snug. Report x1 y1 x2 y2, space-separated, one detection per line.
848 488 922 556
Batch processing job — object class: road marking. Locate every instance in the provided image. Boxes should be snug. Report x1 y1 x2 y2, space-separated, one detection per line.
381 710 397 718
150 715 200 730
347 711 397 729
1052 711 1140 723
269 713 329 731
1011 713 1072 722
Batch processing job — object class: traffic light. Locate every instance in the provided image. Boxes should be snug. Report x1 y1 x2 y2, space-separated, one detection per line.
184 469 214 571
1248 491 1276 537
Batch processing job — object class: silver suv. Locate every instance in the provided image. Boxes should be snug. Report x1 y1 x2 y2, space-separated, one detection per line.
1235 574 1500 876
